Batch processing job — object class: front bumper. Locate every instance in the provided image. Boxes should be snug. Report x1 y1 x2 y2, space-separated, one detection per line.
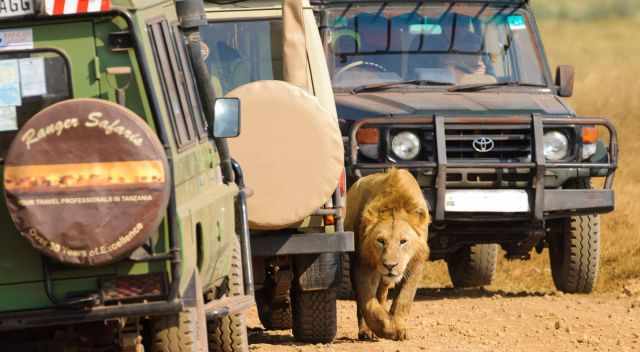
421 188 614 222
251 231 354 257
349 114 618 223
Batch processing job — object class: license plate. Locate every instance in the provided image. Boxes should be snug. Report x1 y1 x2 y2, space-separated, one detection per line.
0 0 34 19
445 190 530 213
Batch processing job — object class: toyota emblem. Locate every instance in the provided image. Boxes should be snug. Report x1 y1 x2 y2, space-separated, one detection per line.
472 137 495 153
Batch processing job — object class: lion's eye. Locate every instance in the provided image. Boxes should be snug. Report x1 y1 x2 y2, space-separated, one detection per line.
377 238 385 246
400 239 408 246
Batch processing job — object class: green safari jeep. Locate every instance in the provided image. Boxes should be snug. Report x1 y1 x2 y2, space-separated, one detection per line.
0 0 255 350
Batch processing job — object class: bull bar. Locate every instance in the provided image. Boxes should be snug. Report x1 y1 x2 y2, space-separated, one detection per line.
349 114 618 222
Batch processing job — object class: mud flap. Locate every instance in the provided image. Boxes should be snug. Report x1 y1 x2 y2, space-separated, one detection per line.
293 253 341 292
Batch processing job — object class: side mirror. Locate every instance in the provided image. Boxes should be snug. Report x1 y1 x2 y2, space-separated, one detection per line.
211 98 241 138
555 65 575 98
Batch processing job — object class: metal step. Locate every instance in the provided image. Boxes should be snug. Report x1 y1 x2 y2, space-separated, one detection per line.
204 295 255 319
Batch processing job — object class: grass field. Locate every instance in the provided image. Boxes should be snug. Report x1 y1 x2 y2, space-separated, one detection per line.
424 16 640 293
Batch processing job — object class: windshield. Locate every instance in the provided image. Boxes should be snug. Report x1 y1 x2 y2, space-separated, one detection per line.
324 3 548 90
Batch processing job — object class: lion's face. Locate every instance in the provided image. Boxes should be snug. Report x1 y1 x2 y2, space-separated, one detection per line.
361 208 427 284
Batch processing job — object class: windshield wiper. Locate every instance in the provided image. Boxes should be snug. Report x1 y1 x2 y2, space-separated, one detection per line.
448 81 548 92
351 79 454 94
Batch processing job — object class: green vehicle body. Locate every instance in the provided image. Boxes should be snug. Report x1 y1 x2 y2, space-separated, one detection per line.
0 0 253 349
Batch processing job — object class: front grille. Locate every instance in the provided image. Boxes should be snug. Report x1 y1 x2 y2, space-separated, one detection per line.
443 125 532 162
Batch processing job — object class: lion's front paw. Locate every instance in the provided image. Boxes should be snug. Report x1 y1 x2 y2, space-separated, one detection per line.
392 321 408 341
393 326 408 341
358 327 377 341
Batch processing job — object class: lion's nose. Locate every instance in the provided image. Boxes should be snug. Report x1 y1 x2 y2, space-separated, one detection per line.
383 263 398 272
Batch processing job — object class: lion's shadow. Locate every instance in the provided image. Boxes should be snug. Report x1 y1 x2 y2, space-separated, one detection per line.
413 287 551 301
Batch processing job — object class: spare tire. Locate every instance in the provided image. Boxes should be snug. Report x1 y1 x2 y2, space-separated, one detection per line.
3 99 170 266
227 81 343 230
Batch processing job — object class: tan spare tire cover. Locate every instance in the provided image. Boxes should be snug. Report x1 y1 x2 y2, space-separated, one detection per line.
227 81 343 230
3 99 170 266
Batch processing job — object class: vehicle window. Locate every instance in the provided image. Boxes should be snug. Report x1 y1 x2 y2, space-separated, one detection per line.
148 19 200 148
201 20 284 96
0 50 71 159
325 3 547 89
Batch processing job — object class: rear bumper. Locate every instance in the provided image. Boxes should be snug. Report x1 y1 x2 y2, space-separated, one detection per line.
0 300 183 332
251 231 354 257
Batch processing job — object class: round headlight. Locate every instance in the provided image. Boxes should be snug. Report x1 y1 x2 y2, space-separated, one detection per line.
543 131 569 161
391 132 421 160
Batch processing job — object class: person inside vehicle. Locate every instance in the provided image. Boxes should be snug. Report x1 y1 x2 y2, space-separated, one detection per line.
208 41 251 95
437 16 497 85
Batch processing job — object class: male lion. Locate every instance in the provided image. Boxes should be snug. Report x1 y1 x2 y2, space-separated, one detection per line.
345 169 430 341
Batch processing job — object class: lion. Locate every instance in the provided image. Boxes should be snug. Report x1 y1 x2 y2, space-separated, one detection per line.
345 168 430 341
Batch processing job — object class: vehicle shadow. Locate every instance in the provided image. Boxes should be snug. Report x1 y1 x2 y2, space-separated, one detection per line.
412 287 552 301
338 287 554 302
248 328 362 346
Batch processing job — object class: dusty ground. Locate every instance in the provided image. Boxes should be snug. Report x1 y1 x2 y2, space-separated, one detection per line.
247 287 640 352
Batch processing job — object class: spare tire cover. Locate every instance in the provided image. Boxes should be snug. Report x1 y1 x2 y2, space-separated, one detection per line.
3 99 170 266
227 81 344 230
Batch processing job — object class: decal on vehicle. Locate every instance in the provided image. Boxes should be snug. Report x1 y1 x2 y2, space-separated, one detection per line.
0 59 21 106
0 28 33 51
0 106 17 131
508 15 527 31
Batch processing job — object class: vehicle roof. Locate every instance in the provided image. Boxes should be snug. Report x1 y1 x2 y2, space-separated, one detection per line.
204 0 311 12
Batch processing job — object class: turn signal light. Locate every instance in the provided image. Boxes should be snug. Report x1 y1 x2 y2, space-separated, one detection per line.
582 126 599 144
356 128 380 144
324 215 335 226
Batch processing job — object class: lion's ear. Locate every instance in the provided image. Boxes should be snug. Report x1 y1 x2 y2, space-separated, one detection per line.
362 206 378 226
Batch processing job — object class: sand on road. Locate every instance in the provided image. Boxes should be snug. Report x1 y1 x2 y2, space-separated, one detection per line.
247 288 640 352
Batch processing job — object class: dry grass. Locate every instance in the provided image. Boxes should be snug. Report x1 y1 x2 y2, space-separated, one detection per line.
424 18 640 293
532 0 640 21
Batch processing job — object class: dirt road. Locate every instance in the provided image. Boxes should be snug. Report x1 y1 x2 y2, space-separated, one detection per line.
247 288 640 352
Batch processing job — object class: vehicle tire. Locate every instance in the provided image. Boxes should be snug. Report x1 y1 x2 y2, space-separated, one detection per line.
336 253 354 299
208 238 249 352
446 244 498 288
548 214 600 294
290 286 337 343
149 308 206 352
257 296 292 330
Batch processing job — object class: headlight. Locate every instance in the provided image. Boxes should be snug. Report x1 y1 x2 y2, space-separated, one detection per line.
582 143 597 160
543 131 569 161
391 132 421 160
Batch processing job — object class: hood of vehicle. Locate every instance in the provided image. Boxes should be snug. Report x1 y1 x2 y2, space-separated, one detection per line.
335 91 573 120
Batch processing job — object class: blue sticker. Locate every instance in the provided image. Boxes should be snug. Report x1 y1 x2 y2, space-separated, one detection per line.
508 15 527 30
409 23 443 35
0 59 21 107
